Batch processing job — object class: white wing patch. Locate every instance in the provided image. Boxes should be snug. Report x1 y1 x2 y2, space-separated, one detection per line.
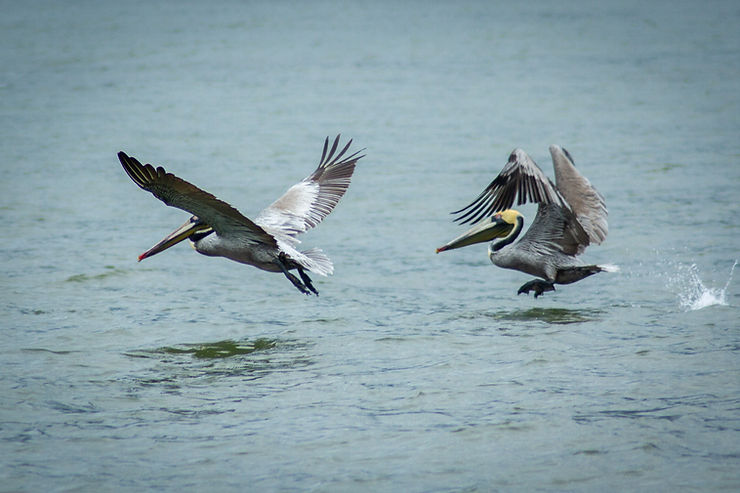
254 135 362 239
256 181 321 236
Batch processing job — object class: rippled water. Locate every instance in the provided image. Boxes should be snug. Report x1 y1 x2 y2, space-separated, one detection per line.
2 0 739 491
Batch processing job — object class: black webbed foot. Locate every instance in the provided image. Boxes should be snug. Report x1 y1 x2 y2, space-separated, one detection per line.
517 279 555 298
277 254 314 295
297 267 319 296
283 269 312 295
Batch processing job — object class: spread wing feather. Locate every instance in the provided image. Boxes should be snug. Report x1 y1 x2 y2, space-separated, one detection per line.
452 148 567 225
255 135 364 238
549 145 608 244
118 151 276 247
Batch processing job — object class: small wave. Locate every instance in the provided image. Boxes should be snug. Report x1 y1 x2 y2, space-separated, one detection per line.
668 260 736 311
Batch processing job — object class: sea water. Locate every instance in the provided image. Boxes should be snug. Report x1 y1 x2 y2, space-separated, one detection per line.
2 0 738 490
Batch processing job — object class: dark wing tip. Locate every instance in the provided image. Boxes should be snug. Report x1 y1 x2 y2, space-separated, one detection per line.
448 149 543 225
118 151 135 168
318 135 343 167
320 137 330 164
318 134 367 168
118 151 159 190
314 137 364 180
561 147 575 165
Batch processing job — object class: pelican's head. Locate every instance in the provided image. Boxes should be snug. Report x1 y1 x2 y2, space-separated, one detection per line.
138 215 213 261
436 209 522 253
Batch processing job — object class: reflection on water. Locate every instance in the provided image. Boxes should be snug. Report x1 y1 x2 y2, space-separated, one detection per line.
455 307 605 325
125 338 312 385
65 266 130 283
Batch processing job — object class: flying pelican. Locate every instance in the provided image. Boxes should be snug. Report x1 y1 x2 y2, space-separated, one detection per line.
436 146 609 297
119 135 363 295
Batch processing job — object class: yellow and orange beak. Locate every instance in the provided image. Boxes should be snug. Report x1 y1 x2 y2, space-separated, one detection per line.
436 215 514 253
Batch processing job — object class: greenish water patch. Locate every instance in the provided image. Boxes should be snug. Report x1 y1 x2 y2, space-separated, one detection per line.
489 307 605 325
506 307 604 324
159 338 277 359
126 338 279 360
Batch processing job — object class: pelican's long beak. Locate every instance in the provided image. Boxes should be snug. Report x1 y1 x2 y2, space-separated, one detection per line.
138 219 210 261
436 216 513 253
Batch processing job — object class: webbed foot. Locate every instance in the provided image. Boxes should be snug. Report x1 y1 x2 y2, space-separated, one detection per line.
297 267 319 296
517 279 555 298
283 270 312 295
277 254 315 295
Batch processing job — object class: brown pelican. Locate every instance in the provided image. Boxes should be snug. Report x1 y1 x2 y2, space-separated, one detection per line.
436 146 609 297
119 135 363 295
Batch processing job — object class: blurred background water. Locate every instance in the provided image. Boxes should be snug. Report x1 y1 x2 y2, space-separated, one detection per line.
1 0 738 490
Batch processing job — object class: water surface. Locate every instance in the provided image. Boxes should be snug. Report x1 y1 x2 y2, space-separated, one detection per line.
2 0 738 491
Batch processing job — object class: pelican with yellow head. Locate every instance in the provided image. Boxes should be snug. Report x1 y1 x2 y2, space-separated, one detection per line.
437 146 610 298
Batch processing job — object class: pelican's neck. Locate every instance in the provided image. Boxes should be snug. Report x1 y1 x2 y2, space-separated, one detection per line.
491 216 523 252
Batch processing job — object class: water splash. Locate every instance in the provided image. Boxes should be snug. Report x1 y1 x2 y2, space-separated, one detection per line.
668 260 736 311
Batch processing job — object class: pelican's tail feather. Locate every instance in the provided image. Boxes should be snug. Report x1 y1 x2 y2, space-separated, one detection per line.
300 248 334 276
555 265 605 285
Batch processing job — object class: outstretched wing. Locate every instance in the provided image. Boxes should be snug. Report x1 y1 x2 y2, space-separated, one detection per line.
255 135 363 238
549 145 608 244
118 152 276 247
451 148 566 225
